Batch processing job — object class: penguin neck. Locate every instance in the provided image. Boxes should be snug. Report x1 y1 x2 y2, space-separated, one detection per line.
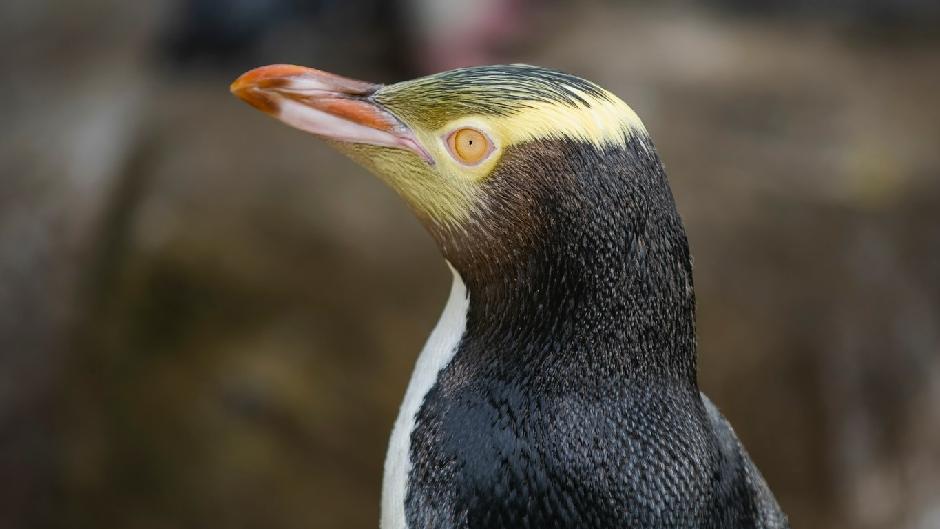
443 135 698 389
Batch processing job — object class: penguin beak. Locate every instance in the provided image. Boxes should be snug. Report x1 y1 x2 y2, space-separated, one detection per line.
230 64 432 162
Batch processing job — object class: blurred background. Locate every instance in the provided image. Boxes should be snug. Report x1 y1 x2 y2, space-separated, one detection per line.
2 0 939 528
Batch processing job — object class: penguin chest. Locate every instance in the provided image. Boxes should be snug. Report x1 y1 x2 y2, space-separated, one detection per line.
401 391 726 529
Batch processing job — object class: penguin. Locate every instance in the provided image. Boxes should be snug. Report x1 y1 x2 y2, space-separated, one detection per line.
230 63 789 529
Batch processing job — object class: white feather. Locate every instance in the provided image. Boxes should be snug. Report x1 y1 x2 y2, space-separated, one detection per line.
381 264 469 529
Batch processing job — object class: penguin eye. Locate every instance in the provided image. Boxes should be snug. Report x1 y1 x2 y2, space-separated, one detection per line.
446 127 492 165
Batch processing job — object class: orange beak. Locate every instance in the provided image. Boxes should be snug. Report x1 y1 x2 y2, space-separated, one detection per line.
230 64 431 162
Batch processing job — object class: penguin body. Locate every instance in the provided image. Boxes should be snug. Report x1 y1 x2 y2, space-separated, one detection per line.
231 64 789 529
388 134 786 529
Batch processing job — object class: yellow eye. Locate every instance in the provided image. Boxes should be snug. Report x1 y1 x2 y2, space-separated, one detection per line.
448 127 491 165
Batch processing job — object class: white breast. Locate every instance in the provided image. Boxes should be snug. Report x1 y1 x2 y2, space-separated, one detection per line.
381 265 469 529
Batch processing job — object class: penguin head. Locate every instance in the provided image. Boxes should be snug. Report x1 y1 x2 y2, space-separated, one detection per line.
231 64 654 276
233 63 696 380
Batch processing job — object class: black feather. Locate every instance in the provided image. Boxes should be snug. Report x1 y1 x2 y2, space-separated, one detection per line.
406 134 789 529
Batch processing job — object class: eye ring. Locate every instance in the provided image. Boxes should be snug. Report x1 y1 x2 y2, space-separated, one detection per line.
445 127 495 166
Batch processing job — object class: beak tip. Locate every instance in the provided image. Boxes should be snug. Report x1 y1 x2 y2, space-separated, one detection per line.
230 72 253 99
230 65 308 108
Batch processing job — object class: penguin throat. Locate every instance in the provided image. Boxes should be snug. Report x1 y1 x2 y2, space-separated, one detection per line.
441 135 698 386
